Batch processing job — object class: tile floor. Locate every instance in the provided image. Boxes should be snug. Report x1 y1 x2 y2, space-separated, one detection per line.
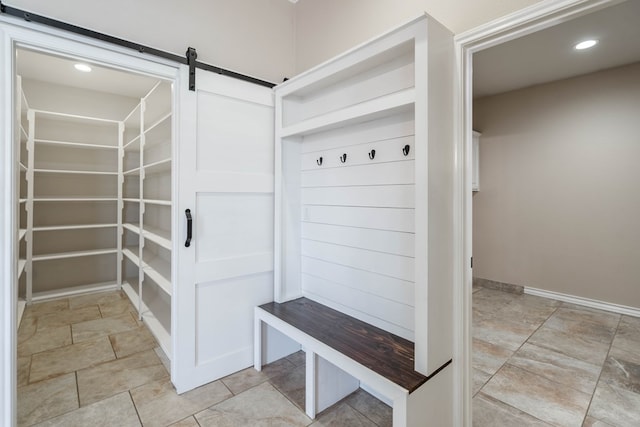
472 283 640 427
17 290 392 426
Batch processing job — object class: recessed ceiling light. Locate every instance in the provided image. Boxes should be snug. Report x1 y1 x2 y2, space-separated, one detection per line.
574 40 598 50
74 63 92 72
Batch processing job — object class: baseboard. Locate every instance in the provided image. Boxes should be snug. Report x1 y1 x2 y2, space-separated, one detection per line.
525 287 640 318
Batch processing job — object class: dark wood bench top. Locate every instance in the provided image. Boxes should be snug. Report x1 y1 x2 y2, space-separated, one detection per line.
259 297 428 393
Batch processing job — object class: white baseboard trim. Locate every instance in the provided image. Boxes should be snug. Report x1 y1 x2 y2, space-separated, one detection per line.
525 287 640 318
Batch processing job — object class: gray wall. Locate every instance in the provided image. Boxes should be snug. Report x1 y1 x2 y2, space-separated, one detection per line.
473 62 640 308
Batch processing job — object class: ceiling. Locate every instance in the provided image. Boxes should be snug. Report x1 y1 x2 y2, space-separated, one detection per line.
473 0 640 98
16 48 160 99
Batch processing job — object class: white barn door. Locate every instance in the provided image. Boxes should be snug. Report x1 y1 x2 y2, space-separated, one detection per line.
174 68 275 393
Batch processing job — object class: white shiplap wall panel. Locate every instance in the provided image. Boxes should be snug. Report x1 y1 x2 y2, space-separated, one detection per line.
301 161 414 188
303 205 414 233
301 185 415 208
301 222 414 257
301 239 414 282
303 274 414 337
301 257 414 306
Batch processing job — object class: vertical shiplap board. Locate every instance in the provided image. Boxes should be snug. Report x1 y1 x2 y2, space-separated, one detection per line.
298 112 416 339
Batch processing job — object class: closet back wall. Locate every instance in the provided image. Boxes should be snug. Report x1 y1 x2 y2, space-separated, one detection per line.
472 62 640 309
22 79 139 295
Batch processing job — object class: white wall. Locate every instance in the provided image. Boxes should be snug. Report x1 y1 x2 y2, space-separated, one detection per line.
9 0 296 83
473 62 640 308
293 0 544 73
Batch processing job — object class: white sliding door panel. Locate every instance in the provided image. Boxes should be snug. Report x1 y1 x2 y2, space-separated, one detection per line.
175 68 274 393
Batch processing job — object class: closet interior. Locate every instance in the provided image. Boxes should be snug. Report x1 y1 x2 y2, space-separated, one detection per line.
15 48 174 357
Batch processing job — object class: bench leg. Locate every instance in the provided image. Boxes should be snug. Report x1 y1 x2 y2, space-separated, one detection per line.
305 351 317 419
254 313 262 372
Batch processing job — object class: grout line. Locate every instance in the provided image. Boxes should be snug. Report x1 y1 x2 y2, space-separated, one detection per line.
580 314 622 426
129 390 145 426
74 371 81 408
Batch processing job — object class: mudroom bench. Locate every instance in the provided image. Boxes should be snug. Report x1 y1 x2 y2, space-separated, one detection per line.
254 298 452 426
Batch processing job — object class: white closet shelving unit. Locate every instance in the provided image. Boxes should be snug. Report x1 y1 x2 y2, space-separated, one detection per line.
19 87 122 303
121 80 173 357
274 15 454 376
16 76 29 323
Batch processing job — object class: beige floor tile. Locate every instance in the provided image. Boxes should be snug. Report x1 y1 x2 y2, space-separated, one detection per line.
472 393 551 426
343 389 392 427
109 325 158 358
509 343 601 394
222 357 295 395
72 312 138 343
472 289 521 315
17 316 38 342
29 337 115 383
33 391 141 427
77 349 169 406
131 378 232 427
68 291 126 310
600 352 640 394
582 416 615 426
23 299 70 318
18 372 78 426
286 350 306 367
544 307 619 344
168 416 200 426
473 369 492 396
18 325 72 357
473 315 538 351
311 401 376 426
611 315 640 355
588 381 640 427
17 355 31 387
154 347 171 373
527 325 611 366
195 382 310 427
472 338 513 375
270 364 306 409
37 306 102 330
482 364 591 427
99 297 137 318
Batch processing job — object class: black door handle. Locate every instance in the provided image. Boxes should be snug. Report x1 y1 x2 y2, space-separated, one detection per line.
185 209 192 247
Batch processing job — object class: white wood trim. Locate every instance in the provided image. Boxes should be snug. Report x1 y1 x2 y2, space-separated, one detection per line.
33 224 117 231
525 287 640 318
33 168 118 176
17 301 26 328
453 1 621 425
31 108 121 124
33 197 118 202
31 281 120 302
34 139 118 150
32 248 118 261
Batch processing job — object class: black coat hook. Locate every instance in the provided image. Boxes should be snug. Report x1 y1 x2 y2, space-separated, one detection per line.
402 145 410 156
369 149 376 160
317 157 323 166
339 153 347 163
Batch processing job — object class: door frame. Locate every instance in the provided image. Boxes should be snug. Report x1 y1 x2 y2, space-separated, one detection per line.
0 16 182 426
452 0 622 424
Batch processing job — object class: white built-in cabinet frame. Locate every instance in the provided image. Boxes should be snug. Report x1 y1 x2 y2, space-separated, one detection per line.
274 14 454 378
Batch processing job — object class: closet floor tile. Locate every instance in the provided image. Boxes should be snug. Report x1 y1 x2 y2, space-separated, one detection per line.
130 378 232 427
527 324 611 366
29 337 115 383
194 382 311 427
77 349 168 406
18 325 72 357
22 299 70 318
33 391 141 427
36 306 102 330
17 372 78 426
71 312 138 343
68 291 127 310
99 298 137 318
472 337 514 376
168 416 200 427
109 325 158 358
